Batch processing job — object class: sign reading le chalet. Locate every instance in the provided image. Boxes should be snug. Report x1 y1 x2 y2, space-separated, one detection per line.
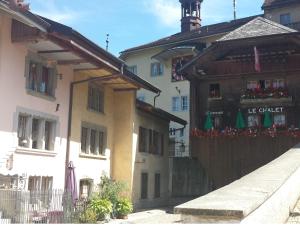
248 107 284 114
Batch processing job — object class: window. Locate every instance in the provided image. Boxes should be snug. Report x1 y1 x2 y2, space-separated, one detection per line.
209 84 221 98
17 114 56 151
154 173 160 198
172 97 180 112
213 116 222 129
139 127 148 153
274 114 286 127
88 84 104 113
248 115 260 127
273 79 285 89
169 128 176 136
127 65 137 75
247 80 258 90
180 128 184 137
141 173 148 199
27 60 56 97
80 124 106 156
80 179 93 199
280 13 291 25
181 96 189 111
151 62 164 77
141 129 163 156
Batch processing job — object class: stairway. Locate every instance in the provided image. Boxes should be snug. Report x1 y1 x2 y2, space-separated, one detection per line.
0 211 11 224
287 199 300 224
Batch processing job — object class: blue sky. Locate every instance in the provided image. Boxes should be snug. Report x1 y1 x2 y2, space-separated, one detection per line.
29 0 264 56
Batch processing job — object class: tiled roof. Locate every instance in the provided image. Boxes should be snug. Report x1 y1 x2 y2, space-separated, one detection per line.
262 0 300 9
121 15 262 55
219 17 297 41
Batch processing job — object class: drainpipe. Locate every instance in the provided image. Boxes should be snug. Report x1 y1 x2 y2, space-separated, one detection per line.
64 74 120 190
154 92 161 107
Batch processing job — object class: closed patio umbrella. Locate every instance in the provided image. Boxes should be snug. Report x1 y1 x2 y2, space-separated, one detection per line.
263 111 272 128
204 112 213 130
66 161 78 205
236 110 246 129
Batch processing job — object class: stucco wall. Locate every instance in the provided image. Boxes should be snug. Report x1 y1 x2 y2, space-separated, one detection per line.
112 91 136 192
0 14 73 190
265 4 300 25
69 73 115 192
123 34 223 157
131 109 170 209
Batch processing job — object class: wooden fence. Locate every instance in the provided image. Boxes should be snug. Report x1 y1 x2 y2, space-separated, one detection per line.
191 135 300 190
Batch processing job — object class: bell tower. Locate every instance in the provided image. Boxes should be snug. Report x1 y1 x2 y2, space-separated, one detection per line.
180 0 203 33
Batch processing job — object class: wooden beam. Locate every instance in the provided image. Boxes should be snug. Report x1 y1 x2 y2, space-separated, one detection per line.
114 88 137 92
38 49 70 54
74 68 101 72
57 59 88 65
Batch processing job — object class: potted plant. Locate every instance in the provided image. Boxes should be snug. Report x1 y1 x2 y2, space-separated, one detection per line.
115 198 133 219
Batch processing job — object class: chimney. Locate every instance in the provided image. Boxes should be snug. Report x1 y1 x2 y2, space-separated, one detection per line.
180 0 203 33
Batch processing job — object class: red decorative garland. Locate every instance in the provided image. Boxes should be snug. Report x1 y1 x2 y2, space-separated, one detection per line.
191 127 300 139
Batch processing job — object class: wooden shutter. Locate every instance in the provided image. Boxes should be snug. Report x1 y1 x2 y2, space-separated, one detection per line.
139 127 147 153
99 89 104 113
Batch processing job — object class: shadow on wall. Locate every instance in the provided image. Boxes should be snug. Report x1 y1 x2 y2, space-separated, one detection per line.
172 158 210 198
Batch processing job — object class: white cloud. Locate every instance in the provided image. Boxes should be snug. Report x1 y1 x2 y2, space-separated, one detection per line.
143 0 181 28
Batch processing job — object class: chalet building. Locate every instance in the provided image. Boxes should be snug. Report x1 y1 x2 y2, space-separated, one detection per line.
180 16 300 190
120 0 300 158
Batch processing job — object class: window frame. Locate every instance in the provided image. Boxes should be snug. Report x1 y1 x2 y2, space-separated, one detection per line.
150 62 164 77
280 13 291 25
25 54 57 99
181 96 189 111
172 97 180 112
17 113 56 151
88 83 105 114
80 122 107 156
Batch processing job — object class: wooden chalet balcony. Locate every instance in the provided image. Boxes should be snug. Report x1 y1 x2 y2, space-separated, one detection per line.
240 96 293 105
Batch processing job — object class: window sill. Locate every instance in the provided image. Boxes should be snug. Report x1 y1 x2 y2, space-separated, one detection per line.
15 147 57 157
26 90 56 102
79 153 108 160
87 108 105 116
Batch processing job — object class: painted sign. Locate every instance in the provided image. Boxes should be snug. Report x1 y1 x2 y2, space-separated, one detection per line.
248 107 284 114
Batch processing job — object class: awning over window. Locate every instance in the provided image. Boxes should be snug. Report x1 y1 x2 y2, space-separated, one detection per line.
151 46 197 62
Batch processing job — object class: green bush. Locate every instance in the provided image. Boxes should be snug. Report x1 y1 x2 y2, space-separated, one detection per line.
98 176 128 217
115 198 133 218
98 176 127 204
79 208 97 224
89 198 112 221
